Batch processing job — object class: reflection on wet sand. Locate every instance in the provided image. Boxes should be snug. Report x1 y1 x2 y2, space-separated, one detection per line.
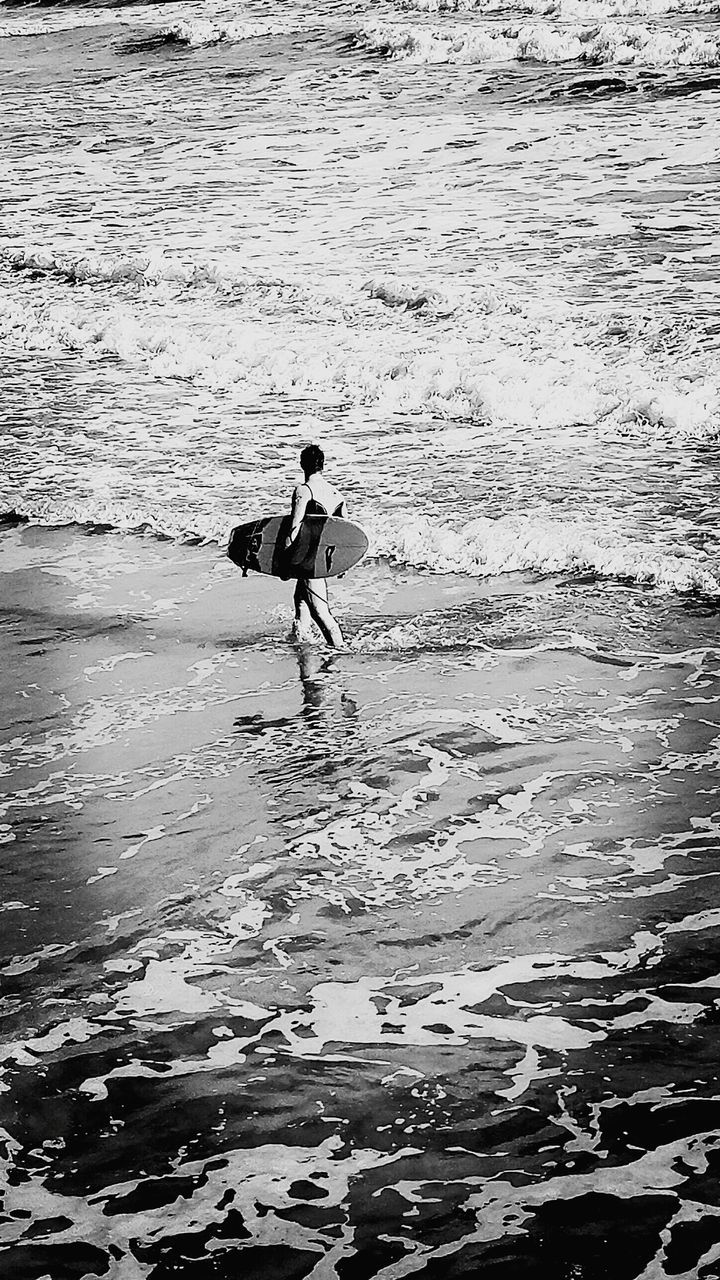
296 643 358 725
2 530 720 1277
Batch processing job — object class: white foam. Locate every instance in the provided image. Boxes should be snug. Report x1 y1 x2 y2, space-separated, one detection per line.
0 14 114 38
295 976 600 1054
362 275 502 317
362 20 720 67
1 245 278 291
0 1131 415 1268
398 0 720 14
158 17 299 48
371 511 720 595
2 274 718 444
0 6 297 45
2 253 719 594
2 494 717 597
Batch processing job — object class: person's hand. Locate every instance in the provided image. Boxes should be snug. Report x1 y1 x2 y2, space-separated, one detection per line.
284 535 294 550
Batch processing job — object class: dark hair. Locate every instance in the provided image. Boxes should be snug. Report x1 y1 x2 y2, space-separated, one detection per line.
300 444 324 475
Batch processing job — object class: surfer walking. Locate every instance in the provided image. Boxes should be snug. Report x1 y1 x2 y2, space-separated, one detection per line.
286 444 346 649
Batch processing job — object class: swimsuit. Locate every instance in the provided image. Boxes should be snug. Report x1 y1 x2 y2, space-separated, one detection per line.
298 484 343 594
304 484 343 518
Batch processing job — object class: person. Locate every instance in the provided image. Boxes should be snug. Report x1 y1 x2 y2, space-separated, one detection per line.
285 443 346 648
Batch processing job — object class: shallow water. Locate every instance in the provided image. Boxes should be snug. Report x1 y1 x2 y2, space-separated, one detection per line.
2 529 720 1275
1 0 720 1272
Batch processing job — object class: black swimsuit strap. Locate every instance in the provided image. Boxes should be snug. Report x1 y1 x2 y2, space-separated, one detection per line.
304 482 328 517
304 481 342 518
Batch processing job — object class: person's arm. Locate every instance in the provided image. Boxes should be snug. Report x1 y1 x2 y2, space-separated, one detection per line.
285 484 309 548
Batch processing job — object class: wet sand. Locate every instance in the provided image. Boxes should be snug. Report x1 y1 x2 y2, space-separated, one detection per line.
2 525 720 1277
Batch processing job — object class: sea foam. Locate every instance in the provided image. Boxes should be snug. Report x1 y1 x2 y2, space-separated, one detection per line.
362 20 720 66
0 7 297 45
1 246 288 294
1 495 717 597
397 0 720 15
370 511 720 595
157 18 298 48
1 267 718 440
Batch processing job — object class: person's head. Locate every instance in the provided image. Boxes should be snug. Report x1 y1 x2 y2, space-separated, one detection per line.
300 443 324 478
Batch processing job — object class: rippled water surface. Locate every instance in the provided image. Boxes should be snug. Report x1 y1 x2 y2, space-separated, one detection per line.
1 0 720 1273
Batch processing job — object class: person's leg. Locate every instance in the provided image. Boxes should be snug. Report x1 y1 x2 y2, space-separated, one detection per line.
293 579 314 636
305 578 344 648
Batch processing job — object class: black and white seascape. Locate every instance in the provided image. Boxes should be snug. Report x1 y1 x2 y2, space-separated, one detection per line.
2 0 720 1275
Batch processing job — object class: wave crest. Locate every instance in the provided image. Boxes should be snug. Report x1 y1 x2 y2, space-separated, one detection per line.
1 246 300 299
371 511 720 594
157 18 295 48
1 280 718 440
0 7 298 44
362 275 503 318
2 497 717 596
361 20 720 67
397 0 720 15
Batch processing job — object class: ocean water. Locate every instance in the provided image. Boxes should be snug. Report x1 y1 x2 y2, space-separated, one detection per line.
2 0 720 1274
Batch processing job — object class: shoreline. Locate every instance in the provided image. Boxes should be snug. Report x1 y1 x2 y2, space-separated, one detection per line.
0 519 544 645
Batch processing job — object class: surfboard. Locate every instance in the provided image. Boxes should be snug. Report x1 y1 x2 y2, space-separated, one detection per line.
228 514 368 579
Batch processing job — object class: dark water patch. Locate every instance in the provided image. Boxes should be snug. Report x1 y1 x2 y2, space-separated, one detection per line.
537 68 720 105
550 76 637 99
226 67 266 82
106 1171 209 1215
116 29 215 54
337 1237 411 1278
599 1097 720 1156
286 1178 328 1202
653 71 720 100
399 1192 674 1278
665 1216 720 1274
679 592 720 618
0 601 142 641
530 1193 675 1280
21 1215 75 1238
0 1242 112 1279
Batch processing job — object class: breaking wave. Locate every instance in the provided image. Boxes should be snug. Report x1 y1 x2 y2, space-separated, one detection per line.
1 273 717 439
2 497 718 597
3 247 508 321
0 11 116 36
361 20 720 67
1 245 300 297
0 7 297 44
371 511 720 594
397 0 720 15
154 17 298 48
